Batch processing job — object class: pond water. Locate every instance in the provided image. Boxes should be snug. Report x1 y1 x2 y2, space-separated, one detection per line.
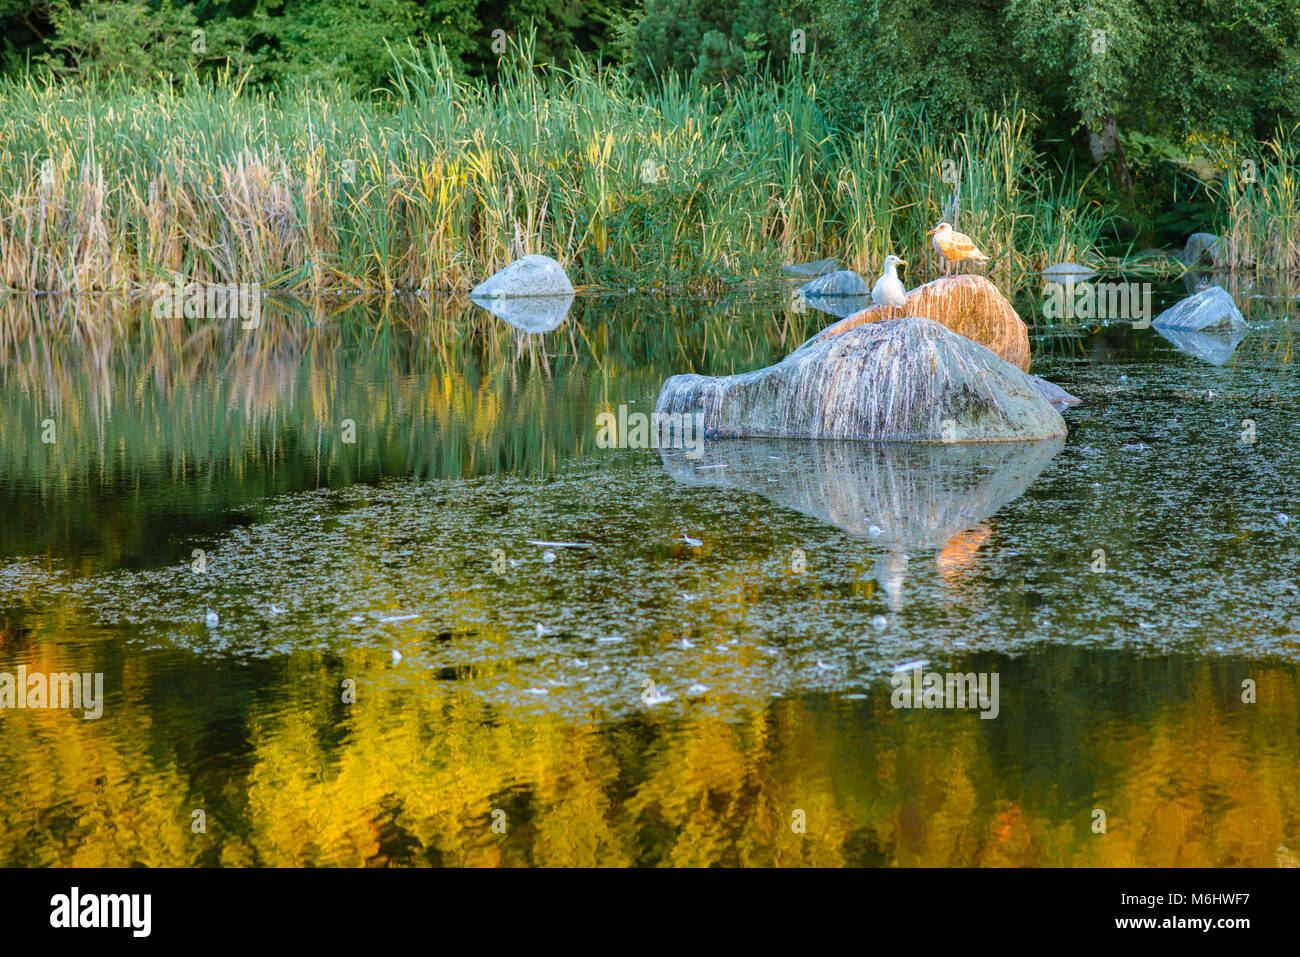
1 276 1298 867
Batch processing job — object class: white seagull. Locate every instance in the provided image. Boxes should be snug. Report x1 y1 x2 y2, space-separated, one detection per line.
872 255 908 319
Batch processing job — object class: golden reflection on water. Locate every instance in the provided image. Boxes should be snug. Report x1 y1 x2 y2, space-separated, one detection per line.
3 619 1297 866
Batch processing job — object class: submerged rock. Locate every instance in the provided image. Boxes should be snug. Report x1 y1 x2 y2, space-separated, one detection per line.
660 436 1064 609
1151 285 1246 332
655 316 1065 442
797 274 1031 372
470 254 574 298
782 257 839 279
470 292 574 333
1154 324 1248 366
1028 374 1081 411
797 269 869 298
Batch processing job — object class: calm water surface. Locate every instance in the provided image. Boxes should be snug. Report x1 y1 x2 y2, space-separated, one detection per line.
1 278 1298 866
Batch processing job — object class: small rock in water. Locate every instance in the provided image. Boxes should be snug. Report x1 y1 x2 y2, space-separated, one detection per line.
872 614 888 631
542 550 557 563
470 253 574 299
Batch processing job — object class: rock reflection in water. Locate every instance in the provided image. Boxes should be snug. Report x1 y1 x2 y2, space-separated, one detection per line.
1154 324 1248 366
661 436 1064 609
470 292 575 332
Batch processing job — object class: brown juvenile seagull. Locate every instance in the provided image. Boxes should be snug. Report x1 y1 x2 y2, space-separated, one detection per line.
928 222 990 276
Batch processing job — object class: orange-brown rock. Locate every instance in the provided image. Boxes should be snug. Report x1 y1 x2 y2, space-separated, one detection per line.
806 274 1031 372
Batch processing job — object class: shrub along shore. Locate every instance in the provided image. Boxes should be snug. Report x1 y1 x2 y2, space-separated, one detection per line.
0 41 1289 296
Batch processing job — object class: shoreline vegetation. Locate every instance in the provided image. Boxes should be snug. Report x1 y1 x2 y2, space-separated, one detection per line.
0 40 1292 297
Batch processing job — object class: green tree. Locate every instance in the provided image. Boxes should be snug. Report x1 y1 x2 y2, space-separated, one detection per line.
40 0 200 81
625 0 809 87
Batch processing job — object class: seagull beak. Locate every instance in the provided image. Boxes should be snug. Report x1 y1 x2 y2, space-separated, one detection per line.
926 228 938 236
896 260 907 268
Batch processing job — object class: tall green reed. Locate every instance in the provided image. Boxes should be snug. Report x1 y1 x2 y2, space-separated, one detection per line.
0 36 1117 298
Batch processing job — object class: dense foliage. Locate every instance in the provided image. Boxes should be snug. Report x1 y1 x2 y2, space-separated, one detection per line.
1 0 1297 246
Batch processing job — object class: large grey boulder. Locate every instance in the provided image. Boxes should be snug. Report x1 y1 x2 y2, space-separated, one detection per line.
797 269 869 298
655 316 1066 442
1151 286 1246 332
470 254 574 299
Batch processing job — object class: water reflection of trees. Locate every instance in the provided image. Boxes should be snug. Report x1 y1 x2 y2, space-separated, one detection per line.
0 294 826 567
1 628 1295 867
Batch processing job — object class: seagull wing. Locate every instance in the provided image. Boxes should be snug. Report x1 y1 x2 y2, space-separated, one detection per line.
948 231 988 259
